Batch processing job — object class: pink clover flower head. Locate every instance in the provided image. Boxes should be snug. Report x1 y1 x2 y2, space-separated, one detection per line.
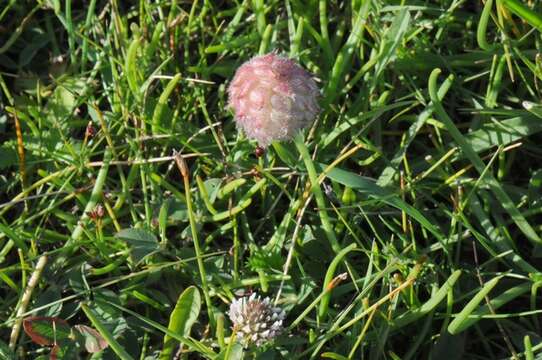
227 52 320 147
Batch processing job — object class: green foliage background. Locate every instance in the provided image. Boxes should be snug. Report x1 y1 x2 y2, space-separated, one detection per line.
2 0 542 358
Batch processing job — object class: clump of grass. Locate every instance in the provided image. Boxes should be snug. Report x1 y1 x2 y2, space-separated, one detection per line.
1 1 542 359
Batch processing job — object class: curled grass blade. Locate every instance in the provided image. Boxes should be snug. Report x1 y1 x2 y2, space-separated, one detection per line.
151 74 181 135
477 0 494 50
318 243 357 319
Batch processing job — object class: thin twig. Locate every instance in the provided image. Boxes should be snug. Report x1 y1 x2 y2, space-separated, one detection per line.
274 195 311 305
86 152 209 167
472 240 519 359
0 186 92 210
9 255 48 350
151 75 215 84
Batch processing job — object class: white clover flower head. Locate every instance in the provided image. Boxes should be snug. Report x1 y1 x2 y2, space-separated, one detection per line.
227 52 320 147
228 293 286 347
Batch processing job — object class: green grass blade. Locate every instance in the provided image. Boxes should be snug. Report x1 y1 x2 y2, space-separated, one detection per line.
477 0 494 50
318 243 357 318
428 69 542 245
500 0 542 31
126 37 142 101
320 165 444 241
160 286 201 360
294 133 340 253
449 282 530 334
447 276 501 335
324 0 370 105
394 270 462 328
81 303 135 360
151 74 181 135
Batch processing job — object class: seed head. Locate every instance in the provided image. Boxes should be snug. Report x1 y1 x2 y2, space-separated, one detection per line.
228 293 286 347
227 53 320 147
